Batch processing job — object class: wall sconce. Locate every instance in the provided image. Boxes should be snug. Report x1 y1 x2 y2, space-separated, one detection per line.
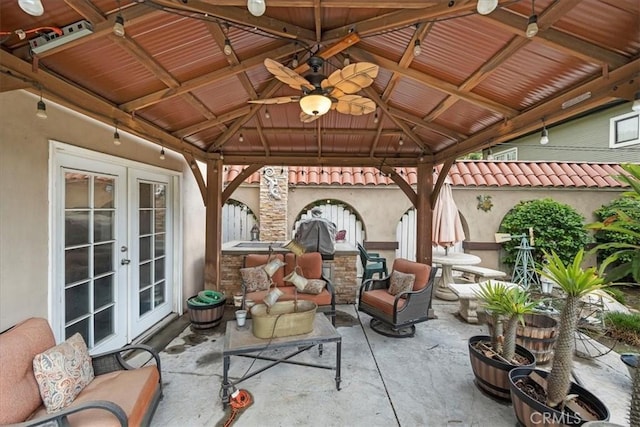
477 194 493 212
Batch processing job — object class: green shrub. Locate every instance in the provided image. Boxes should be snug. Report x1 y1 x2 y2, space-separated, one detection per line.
593 196 640 267
499 198 590 267
605 311 640 334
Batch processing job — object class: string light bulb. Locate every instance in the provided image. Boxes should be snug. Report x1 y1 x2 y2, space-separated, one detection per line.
539 120 549 145
239 133 244 142
373 111 379 124
223 39 232 56
476 0 498 15
291 54 298 68
159 147 165 160
113 15 125 37
265 109 270 119
413 39 421 57
36 93 47 119
343 54 350 66
247 0 266 16
399 135 404 146
526 0 538 38
113 123 121 145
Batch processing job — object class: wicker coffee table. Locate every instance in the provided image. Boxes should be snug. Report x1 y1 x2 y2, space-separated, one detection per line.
221 313 342 406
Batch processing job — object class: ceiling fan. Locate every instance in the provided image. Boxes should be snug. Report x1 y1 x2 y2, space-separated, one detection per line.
249 56 379 123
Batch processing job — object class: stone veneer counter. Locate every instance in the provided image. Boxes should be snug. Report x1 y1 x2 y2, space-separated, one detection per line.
220 241 359 304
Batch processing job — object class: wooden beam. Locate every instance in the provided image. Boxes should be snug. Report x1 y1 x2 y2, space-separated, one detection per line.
431 158 454 209
152 0 316 42
435 58 640 162
0 50 205 158
350 47 518 118
120 43 299 112
175 107 251 138
236 127 404 136
64 0 106 24
184 152 207 205
483 9 629 68
220 154 433 167
387 106 465 141
187 0 456 7
222 164 263 202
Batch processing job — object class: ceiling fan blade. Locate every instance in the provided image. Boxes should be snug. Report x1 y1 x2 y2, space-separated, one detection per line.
325 62 379 94
264 58 314 91
248 96 300 105
334 95 376 115
299 111 321 123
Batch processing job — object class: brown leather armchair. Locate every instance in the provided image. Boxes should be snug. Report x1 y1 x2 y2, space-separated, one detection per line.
358 258 437 337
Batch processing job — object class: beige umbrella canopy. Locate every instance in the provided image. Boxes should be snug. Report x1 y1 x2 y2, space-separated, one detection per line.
432 180 466 254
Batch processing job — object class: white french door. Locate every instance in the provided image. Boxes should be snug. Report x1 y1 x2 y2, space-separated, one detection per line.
53 144 178 353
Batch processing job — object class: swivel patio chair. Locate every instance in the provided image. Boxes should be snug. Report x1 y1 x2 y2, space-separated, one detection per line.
358 258 438 338
357 242 388 282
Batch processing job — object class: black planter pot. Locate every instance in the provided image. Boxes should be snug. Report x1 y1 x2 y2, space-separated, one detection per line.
509 367 610 426
468 335 536 401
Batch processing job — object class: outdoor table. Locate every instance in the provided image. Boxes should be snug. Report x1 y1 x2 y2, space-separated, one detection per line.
433 252 481 301
221 313 342 406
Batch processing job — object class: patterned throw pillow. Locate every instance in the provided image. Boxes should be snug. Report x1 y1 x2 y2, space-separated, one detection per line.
32 333 94 413
300 279 326 295
240 265 272 292
387 270 416 296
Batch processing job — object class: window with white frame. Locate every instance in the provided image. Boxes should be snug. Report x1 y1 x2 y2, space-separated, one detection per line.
609 111 639 148
491 147 517 161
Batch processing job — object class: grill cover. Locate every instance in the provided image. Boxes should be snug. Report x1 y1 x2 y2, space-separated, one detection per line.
294 215 337 259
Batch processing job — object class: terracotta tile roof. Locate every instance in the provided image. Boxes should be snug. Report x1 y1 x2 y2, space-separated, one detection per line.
223 161 631 189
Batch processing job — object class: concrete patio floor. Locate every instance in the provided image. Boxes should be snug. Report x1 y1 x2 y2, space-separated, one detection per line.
151 300 632 426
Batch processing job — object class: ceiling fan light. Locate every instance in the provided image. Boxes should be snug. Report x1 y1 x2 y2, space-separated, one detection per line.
476 0 498 15
300 94 332 116
18 0 44 16
247 0 266 17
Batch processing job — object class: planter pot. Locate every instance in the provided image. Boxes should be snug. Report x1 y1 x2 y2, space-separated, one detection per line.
487 313 558 364
509 368 610 426
468 335 536 401
187 293 226 329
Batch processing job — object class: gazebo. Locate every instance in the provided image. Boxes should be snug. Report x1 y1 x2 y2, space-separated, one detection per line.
1 0 638 291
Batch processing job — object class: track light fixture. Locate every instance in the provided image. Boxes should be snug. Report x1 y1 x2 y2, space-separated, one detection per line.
539 120 549 145
223 38 233 56
18 0 44 16
160 147 165 160
36 92 47 119
413 39 421 57
526 0 538 38
113 122 121 145
247 0 266 17
476 0 498 15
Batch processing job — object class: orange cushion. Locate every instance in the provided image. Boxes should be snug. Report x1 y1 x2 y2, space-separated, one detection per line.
246 285 331 306
284 252 323 279
360 289 406 316
28 366 160 427
391 259 432 291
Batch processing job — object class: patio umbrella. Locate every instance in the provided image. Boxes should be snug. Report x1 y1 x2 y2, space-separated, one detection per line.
432 179 465 254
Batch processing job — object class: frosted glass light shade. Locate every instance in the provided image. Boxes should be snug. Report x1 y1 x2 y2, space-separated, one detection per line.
247 0 266 16
18 0 44 16
476 0 498 15
299 94 332 116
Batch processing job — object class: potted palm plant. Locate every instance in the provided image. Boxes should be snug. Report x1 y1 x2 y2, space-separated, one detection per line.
509 249 611 426
468 281 537 400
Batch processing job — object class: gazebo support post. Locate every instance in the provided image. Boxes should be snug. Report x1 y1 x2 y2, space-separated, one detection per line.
204 158 223 290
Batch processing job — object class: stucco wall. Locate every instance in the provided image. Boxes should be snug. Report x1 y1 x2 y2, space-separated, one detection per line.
0 90 205 332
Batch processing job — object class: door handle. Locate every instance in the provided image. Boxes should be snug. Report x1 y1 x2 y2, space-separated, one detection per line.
121 259 131 265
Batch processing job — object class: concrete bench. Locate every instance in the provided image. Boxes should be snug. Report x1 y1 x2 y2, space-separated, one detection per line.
450 265 507 283
448 281 518 324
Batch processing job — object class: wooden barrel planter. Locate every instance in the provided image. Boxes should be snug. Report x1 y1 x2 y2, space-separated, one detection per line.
468 335 536 401
509 368 610 426
488 312 558 364
187 291 226 329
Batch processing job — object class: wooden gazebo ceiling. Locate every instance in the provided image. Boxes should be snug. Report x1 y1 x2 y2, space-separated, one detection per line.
1 0 638 167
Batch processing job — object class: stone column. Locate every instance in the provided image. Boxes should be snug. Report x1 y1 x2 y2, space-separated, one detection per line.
258 166 288 241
